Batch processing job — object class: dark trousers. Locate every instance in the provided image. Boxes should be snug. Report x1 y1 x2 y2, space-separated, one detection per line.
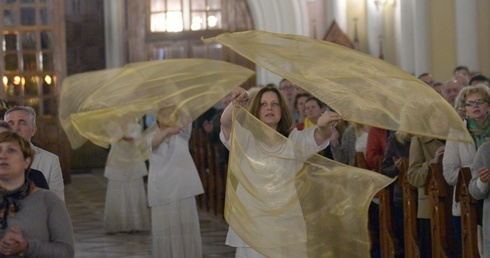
392 201 404 256
418 218 431 258
369 202 381 258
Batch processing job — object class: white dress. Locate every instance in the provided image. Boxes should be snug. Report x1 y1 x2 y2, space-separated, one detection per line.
220 124 329 257
147 125 204 258
103 122 150 233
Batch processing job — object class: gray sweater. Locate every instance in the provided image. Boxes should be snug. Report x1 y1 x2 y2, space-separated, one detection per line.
331 126 356 166
0 189 74 258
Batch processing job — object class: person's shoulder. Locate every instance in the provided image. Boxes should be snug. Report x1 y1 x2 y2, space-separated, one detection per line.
34 146 59 159
30 188 63 203
479 141 490 151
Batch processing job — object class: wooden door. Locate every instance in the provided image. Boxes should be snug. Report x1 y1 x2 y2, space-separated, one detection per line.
64 0 108 171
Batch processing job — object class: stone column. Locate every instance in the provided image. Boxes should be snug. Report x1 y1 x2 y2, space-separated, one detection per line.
104 0 127 68
455 0 479 72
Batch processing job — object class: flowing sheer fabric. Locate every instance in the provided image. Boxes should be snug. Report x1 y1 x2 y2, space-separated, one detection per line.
203 30 471 143
59 58 255 150
226 105 394 257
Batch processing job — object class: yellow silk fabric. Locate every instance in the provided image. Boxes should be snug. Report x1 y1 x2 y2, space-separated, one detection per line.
227 105 394 257
59 59 255 150
203 30 471 143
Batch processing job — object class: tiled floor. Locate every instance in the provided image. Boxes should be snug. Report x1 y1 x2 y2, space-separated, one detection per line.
65 169 235 258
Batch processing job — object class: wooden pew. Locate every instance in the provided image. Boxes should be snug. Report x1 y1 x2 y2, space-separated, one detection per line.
355 153 401 258
214 144 225 217
190 129 203 208
400 158 421 258
426 163 457 257
457 167 480 258
376 157 402 258
355 153 379 257
206 135 217 214
355 152 368 169
190 128 228 217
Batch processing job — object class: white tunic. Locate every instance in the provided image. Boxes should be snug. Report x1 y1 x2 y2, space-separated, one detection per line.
147 125 204 207
103 122 150 233
220 124 329 248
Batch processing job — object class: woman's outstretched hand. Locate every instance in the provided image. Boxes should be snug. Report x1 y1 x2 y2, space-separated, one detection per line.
316 111 345 128
231 87 249 105
314 111 345 146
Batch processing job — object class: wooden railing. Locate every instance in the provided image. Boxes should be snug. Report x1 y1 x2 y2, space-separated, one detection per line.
377 156 402 258
355 152 379 257
427 163 457 257
190 129 226 217
457 167 480 258
190 131 482 256
400 158 421 258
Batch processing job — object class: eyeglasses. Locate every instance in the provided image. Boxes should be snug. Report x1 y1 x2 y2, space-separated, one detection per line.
260 102 280 108
464 99 488 107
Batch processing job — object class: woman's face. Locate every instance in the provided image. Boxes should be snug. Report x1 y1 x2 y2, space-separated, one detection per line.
296 96 308 118
464 93 489 121
258 91 282 130
305 99 322 122
0 141 30 180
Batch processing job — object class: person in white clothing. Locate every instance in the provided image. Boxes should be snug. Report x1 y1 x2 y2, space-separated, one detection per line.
147 106 204 258
220 86 343 257
103 120 150 233
4 106 64 201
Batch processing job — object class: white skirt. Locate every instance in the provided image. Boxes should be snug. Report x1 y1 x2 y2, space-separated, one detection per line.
103 177 150 233
151 197 202 258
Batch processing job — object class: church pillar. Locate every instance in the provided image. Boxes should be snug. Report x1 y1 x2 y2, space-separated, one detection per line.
247 0 309 85
454 0 479 72
325 0 347 32
412 0 430 76
366 0 385 58
394 0 414 74
104 0 127 68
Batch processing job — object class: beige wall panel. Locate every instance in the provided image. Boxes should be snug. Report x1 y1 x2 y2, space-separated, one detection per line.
383 3 397 66
429 0 456 82
477 0 490 77
347 0 368 53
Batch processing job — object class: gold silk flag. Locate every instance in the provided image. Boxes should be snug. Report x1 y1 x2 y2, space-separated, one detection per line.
203 30 471 143
227 105 394 257
59 58 255 149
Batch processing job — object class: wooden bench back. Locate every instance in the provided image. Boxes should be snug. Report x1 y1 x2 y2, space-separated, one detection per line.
376 156 402 257
427 163 456 257
400 158 420 258
457 167 480 258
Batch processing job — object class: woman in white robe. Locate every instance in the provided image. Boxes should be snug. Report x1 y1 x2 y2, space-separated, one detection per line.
147 107 204 258
220 86 344 258
103 121 150 233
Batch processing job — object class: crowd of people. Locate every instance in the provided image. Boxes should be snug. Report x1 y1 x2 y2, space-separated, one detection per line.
201 66 490 257
2 63 490 257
